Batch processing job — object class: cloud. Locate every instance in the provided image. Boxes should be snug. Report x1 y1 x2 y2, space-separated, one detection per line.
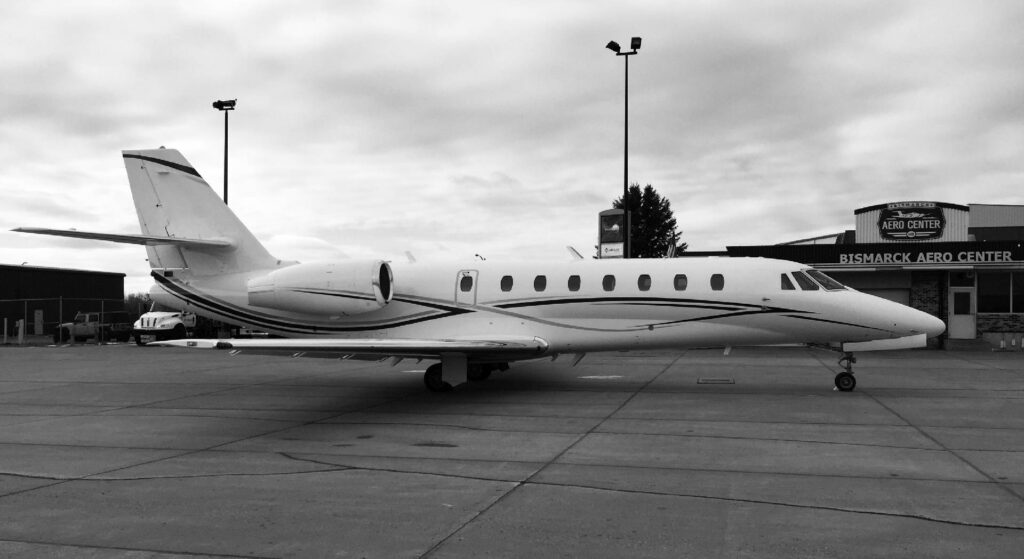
1 0 1022 282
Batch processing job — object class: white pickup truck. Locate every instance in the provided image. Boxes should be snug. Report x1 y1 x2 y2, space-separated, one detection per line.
132 310 196 345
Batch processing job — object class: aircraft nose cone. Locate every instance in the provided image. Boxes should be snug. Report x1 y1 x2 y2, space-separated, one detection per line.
908 309 946 338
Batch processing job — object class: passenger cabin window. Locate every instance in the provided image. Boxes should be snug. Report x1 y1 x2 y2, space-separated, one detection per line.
500 275 513 292
674 274 688 291
534 275 547 292
568 275 581 292
638 274 652 291
710 274 724 291
806 270 846 291
603 275 616 291
781 274 795 290
792 271 820 291
460 275 473 292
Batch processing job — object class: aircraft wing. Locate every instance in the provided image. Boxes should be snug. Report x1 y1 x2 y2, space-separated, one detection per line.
151 336 550 360
12 227 234 249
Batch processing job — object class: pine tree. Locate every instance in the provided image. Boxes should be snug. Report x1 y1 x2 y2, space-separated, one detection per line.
612 184 688 258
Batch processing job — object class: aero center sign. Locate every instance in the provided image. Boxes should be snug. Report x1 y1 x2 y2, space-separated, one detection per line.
856 201 969 244
877 202 946 241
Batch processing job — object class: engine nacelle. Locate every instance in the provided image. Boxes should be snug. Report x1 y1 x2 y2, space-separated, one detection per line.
247 260 393 316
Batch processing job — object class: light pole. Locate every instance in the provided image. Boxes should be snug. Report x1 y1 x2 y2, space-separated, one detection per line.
212 99 236 205
606 37 640 258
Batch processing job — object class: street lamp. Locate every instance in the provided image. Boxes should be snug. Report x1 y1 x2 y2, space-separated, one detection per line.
212 99 236 205
606 37 641 258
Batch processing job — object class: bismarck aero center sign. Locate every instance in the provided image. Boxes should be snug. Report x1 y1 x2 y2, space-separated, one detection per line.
877 202 945 240
840 249 1015 265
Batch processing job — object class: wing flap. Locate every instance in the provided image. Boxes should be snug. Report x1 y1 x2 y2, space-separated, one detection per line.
12 227 234 249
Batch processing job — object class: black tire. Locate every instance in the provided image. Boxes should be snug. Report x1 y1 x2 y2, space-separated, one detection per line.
134 334 145 346
172 324 187 340
423 363 452 392
835 372 856 392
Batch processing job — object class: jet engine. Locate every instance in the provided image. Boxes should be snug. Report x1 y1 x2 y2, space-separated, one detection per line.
247 260 393 316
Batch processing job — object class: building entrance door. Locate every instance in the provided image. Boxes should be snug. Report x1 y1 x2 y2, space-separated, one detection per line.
948 286 976 339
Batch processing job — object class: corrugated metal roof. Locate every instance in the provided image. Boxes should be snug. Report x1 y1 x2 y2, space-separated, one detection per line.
969 204 1024 227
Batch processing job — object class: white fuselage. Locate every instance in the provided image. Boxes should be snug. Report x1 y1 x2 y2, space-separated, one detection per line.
149 256 944 358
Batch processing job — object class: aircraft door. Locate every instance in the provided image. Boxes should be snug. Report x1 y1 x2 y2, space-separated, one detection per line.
456 270 478 306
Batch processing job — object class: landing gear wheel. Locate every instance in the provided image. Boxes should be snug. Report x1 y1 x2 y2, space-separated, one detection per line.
467 365 492 381
835 372 856 392
423 363 452 392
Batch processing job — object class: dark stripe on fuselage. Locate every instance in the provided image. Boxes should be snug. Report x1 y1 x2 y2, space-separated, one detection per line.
154 272 884 337
495 296 761 312
291 287 378 303
152 272 469 333
784 313 891 334
123 153 203 178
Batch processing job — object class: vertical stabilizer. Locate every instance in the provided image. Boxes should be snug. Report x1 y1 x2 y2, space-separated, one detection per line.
122 148 278 275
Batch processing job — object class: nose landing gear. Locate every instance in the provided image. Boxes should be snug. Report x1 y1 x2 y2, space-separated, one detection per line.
835 352 857 391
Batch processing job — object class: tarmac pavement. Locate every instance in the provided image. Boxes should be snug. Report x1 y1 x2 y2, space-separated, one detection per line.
0 344 1021 557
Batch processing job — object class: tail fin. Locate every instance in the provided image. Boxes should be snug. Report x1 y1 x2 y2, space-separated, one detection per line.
122 148 278 275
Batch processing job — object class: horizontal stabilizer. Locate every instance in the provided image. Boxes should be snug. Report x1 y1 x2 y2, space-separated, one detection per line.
12 227 234 249
151 336 549 359
842 333 926 352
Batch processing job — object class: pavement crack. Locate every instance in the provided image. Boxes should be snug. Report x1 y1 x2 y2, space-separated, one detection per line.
525 478 1024 531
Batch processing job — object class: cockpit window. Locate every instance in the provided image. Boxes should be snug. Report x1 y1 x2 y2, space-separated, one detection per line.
792 271 820 291
781 274 795 290
806 269 847 291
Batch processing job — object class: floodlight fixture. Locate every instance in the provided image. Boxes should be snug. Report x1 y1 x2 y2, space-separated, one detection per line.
606 41 621 53
212 99 237 204
631 37 641 50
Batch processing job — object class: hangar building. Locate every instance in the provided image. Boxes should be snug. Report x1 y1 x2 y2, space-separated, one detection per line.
0 263 125 338
722 202 1024 349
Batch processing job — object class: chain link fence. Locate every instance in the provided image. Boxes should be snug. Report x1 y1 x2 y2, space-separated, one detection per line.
1 297 129 345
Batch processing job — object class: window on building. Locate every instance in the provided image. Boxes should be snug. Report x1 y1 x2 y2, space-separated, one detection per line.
710 274 724 291
568 275 581 292
534 275 547 292
950 272 975 287
674 274 688 291
953 292 972 315
603 275 616 291
638 274 652 291
781 274 795 290
978 272 1011 312
792 271 820 291
500 275 513 292
460 275 473 292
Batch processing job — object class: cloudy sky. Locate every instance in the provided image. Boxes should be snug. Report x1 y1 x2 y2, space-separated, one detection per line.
2 0 1022 293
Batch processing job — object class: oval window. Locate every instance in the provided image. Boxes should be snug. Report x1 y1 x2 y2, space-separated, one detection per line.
710 274 724 291
568 275 581 292
603 275 616 291
534 275 547 292
500 275 513 292
674 274 688 291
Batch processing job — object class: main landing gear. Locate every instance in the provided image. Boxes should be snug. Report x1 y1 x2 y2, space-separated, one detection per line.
835 352 857 392
422 362 506 392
